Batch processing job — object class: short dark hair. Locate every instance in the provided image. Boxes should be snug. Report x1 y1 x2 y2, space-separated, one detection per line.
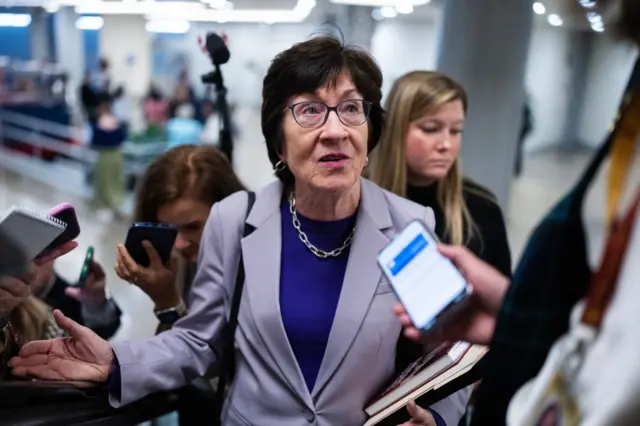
261 34 385 185
133 145 245 223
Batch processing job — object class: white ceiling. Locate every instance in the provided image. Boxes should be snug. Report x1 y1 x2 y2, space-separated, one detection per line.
0 0 617 33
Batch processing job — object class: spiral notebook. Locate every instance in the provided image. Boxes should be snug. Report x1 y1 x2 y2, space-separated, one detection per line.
0 205 67 260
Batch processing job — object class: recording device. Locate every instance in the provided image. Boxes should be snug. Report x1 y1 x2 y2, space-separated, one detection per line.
377 220 473 333
200 32 234 164
124 223 178 268
37 203 81 259
76 246 95 288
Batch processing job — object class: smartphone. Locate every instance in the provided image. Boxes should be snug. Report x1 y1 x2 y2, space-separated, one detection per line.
76 246 95 288
377 220 473 333
124 222 177 268
38 203 81 258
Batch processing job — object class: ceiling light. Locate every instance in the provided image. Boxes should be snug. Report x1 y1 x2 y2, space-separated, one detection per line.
0 13 31 27
371 8 384 21
200 0 227 8
44 1 60 13
533 2 546 15
380 6 397 18
591 21 605 32
145 19 190 34
547 14 563 26
330 0 430 6
76 15 104 30
395 2 414 14
70 0 315 24
586 11 602 23
578 0 596 8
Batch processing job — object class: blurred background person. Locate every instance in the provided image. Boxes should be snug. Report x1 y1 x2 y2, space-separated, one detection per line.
91 98 127 222
143 83 169 132
166 103 203 150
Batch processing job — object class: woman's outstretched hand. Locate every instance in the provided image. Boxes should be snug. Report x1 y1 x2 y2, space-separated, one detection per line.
9 310 114 382
393 244 509 346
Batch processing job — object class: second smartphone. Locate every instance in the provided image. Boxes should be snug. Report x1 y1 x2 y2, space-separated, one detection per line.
124 222 178 268
377 220 473 333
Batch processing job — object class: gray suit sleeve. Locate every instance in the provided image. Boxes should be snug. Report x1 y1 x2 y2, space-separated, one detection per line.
110 203 228 407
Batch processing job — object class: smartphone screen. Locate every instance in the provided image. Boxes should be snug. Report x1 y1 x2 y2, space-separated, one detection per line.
77 246 94 287
377 220 470 331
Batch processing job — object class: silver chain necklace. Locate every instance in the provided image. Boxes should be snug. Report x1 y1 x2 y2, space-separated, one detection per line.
288 191 355 259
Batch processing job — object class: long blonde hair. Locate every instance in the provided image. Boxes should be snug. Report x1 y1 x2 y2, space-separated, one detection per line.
9 296 51 343
368 71 478 246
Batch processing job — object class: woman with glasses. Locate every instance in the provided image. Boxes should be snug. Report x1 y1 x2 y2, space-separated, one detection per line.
9 36 469 426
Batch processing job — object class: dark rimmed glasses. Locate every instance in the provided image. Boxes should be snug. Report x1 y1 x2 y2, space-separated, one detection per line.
288 99 372 128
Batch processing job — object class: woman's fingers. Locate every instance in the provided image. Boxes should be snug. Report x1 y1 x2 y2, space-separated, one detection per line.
9 353 49 368
11 365 65 381
34 241 78 266
141 241 163 267
52 310 93 342
16 339 53 358
115 246 138 281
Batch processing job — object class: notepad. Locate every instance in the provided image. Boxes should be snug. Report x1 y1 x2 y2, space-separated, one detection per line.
0 228 29 276
0 205 67 261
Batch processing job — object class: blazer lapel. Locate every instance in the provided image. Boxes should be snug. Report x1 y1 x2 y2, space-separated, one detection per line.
312 179 393 397
241 182 314 410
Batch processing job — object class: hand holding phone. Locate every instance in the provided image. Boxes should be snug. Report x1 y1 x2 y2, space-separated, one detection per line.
76 246 95 288
124 223 177 268
117 223 180 309
377 220 473 333
66 248 108 308
393 244 510 346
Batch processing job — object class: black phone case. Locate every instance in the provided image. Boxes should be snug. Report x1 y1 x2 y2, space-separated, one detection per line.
124 225 177 268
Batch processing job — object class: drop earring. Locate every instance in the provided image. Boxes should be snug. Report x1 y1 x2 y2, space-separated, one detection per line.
274 160 287 173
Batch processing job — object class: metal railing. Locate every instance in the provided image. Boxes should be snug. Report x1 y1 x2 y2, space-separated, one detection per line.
0 108 167 170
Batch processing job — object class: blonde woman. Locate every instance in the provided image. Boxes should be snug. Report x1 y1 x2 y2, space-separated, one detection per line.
369 71 511 274
368 71 511 423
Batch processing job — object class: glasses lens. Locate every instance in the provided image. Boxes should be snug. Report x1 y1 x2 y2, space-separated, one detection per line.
338 100 369 126
293 102 328 127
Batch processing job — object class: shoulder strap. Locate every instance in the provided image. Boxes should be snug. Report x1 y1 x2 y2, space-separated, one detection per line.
213 191 256 420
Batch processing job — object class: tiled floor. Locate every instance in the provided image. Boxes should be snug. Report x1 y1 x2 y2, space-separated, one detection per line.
1 111 631 343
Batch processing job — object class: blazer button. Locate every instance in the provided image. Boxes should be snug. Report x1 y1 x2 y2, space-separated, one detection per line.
305 410 316 423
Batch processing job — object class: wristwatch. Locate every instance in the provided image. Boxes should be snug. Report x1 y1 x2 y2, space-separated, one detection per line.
155 300 188 325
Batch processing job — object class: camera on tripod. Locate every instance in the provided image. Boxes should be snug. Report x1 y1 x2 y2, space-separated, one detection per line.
200 32 235 164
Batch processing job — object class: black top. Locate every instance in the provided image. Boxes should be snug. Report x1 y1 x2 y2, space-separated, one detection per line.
406 179 512 276
394 179 512 380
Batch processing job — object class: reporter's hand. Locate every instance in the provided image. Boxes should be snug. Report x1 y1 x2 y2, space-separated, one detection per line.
8 309 113 382
393 244 509 346
114 242 180 310
0 266 38 317
65 261 107 309
397 400 436 426
34 241 78 266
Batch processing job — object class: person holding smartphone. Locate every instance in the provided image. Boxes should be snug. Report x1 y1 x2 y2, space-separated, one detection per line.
30 258 121 340
0 241 78 379
113 144 245 332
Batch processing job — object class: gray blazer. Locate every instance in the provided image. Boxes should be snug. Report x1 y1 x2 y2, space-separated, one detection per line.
111 178 471 425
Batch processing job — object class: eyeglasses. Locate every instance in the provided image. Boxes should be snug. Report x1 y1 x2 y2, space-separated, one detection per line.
288 99 372 128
